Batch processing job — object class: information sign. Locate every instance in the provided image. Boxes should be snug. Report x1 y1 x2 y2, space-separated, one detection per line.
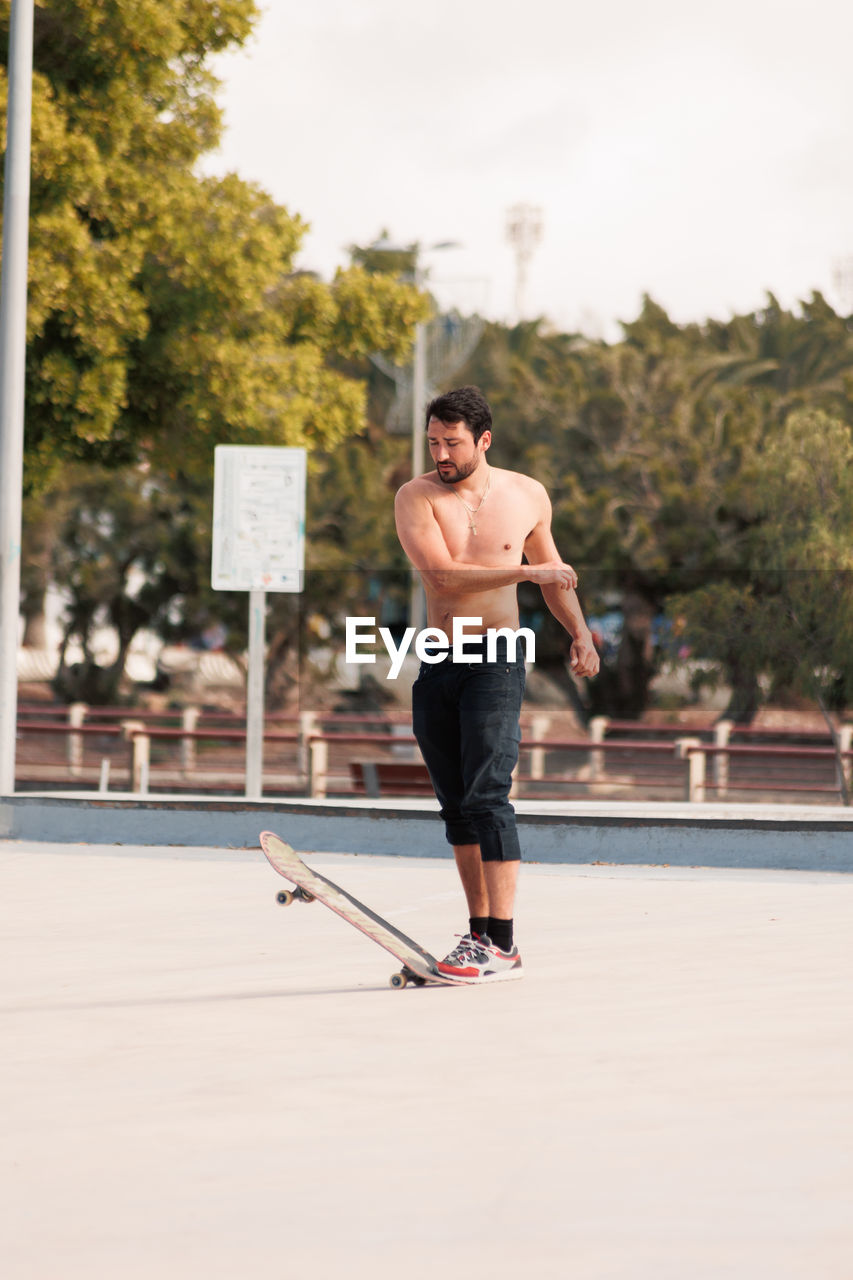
212 446 306 592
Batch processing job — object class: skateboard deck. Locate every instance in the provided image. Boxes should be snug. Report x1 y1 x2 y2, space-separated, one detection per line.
259 830 466 988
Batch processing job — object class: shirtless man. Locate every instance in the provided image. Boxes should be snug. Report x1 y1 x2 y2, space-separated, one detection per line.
394 385 599 982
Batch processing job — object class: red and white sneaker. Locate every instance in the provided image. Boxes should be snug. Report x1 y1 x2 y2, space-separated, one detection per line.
437 934 523 983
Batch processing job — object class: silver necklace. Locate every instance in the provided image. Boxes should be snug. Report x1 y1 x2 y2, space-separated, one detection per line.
451 468 491 535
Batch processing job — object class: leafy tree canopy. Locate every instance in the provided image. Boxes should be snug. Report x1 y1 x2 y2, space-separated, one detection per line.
456 296 853 717
0 0 427 490
670 409 853 786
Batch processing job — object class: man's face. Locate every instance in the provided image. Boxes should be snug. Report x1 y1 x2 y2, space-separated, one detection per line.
427 416 491 485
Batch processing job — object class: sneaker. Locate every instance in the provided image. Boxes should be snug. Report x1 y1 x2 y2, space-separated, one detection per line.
437 933 523 983
440 932 485 968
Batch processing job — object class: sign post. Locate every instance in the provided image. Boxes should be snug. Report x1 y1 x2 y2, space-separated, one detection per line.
0 0 34 796
212 446 306 798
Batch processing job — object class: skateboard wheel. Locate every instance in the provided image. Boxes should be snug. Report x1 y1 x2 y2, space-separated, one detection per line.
276 890 294 906
296 888 315 903
390 972 408 989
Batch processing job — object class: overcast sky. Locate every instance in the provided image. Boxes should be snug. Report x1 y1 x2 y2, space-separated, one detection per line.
204 0 853 339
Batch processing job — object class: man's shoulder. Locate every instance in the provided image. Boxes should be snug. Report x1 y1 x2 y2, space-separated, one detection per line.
494 467 548 500
396 473 441 502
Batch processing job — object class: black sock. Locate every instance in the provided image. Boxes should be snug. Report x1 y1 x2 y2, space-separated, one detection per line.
469 916 489 940
487 917 513 952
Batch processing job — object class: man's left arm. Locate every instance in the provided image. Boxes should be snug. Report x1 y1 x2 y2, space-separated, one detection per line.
524 512 600 679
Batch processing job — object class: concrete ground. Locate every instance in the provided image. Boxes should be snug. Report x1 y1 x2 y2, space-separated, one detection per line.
2 839 852 1280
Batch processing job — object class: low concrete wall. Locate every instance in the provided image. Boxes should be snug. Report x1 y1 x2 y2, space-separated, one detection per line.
2 793 852 872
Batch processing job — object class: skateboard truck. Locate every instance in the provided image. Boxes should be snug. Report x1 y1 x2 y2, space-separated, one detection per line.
275 886 315 907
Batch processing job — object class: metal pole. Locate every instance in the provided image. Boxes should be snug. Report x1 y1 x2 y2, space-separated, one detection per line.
409 251 427 631
245 588 266 798
409 320 427 631
410 249 427 485
411 320 426 482
0 0 34 795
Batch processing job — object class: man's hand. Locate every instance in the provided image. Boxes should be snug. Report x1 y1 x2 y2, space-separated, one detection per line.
525 560 578 591
569 629 600 679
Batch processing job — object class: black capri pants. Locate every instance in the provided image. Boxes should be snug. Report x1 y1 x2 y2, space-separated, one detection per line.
412 636 526 862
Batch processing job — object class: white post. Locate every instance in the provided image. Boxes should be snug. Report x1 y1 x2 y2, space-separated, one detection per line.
68 702 87 775
98 758 110 793
122 721 148 794
245 589 266 798
675 738 705 803
134 736 150 795
529 713 550 780
181 706 199 775
838 724 852 795
588 715 609 781
714 719 733 799
297 710 317 785
0 0 34 795
309 738 328 799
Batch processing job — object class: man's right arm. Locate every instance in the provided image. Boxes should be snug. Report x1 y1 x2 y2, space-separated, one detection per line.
394 483 578 593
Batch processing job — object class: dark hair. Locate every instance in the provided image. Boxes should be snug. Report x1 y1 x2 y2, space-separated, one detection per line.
425 385 492 443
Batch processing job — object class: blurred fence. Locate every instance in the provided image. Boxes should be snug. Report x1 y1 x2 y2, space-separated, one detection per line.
13 703 853 805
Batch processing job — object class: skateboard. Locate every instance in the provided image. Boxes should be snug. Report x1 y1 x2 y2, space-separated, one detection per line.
259 830 467 988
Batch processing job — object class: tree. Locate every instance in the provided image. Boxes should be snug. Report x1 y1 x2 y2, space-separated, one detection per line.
1 1 428 485
694 292 853 421
455 307 759 713
4 1 428 696
454 296 853 720
37 464 207 702
32 421 415 706
1 0 253 477
671 409 853 798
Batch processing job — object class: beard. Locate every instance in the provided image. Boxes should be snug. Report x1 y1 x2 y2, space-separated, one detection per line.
435 456 481 485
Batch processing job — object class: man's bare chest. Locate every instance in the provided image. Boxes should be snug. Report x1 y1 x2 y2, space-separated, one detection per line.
431 490 535 564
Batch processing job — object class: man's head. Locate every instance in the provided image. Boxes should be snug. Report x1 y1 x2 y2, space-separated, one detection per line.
424 386 492 443
424 386 492 485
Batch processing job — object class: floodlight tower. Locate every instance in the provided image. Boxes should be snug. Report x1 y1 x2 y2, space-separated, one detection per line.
832 256 853 315
506 204 543 323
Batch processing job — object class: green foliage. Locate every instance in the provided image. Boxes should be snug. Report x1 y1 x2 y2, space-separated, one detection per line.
456 297 853 717
29 427 413 704
348 233 417 280
24 463 212 702
10 6 853 720
671 409 853 736
7 0 429 700
1 0 427 489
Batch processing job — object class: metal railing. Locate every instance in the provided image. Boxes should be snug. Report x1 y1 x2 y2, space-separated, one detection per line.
13 704 853 804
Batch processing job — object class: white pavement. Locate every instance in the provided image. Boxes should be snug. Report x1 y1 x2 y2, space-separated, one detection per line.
2 840 852 1279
